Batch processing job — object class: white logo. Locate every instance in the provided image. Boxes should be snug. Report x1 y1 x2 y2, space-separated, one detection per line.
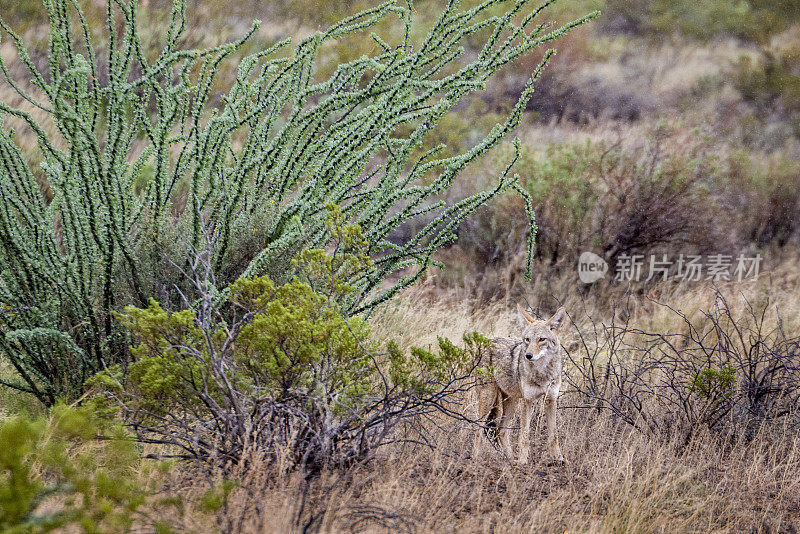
578 251 608 283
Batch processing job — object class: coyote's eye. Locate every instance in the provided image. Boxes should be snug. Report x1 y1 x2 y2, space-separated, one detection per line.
523 336 530 343
538 337 548 344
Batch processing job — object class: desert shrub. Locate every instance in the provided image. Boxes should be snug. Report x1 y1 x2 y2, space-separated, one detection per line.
646 0 751 42
731 45 800 128
0 0 597 405
91 213 489 471
454 126 721 280
0 0 43 28
722 150 800 247
742 0 800 43
0 403 173 533
600 0 798 42
565 289 800 439
689 365 736 401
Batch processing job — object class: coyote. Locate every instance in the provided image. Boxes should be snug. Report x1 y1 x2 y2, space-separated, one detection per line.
473 305 567 464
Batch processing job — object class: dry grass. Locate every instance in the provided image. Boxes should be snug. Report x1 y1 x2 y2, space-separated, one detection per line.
160 399 800 532
138 264 800 533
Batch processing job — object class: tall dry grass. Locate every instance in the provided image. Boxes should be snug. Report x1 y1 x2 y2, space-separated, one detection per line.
160 397 800 532
143 263 800 533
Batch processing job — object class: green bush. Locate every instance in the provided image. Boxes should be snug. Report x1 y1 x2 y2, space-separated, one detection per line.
93 211 490 471
0 0 596 405
723 149 800 246
454 127 720 276
603 0 798 42
731 48 800 118
647 0 750 41
689 365 736 401
742 0 800 42
0 0 42 28
0 404 171 533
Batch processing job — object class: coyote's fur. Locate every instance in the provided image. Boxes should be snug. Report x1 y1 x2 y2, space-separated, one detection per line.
473 305 568 464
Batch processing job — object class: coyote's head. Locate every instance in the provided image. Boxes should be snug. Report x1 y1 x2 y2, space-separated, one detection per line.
516 304 567 362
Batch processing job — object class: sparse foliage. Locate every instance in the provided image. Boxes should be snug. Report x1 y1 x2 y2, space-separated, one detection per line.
564 290 800 439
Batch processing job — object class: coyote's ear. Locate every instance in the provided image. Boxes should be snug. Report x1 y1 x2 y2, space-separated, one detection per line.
546 307 567 331
517 303 537 325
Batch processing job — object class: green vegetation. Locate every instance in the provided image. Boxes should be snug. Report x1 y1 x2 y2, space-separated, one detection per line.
92 212 489 470
441 123 800 288
281 0 799 43
0 0 41 27
603 0 798 41
732 46 800 120
0 404 172 533
0 0 596 405
647 0 751 41
689 365 736 401
451 128 720 274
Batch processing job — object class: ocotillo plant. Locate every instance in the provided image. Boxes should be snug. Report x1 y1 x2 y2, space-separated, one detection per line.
0 0 597 404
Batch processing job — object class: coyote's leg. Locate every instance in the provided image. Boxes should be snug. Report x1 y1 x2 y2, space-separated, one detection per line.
544 394 564 463
473 385 499 457
517 400 533 464
497 396 517 459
